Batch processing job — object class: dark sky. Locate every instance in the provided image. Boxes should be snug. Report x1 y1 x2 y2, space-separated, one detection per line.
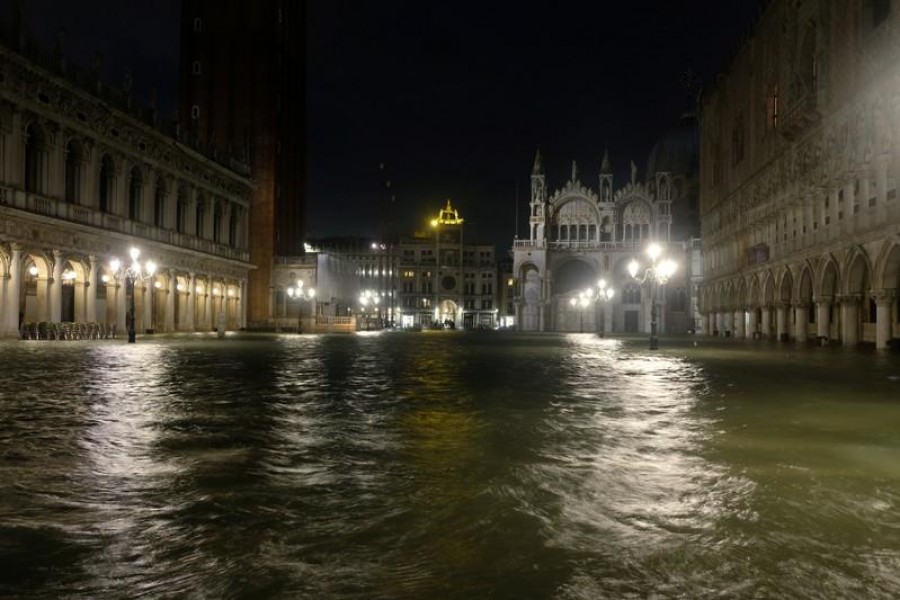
4 1 763 249
308 1 762 247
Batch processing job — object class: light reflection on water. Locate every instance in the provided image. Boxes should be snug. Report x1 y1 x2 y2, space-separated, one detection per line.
0 333 899 598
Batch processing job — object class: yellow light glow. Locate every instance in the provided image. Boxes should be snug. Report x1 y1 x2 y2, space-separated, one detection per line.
432 199 464 226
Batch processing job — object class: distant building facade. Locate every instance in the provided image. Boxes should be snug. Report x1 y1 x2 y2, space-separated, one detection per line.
396 201 498 329
179 0 306 328
0 35 252 338
699 0 900 348
512 141 700 333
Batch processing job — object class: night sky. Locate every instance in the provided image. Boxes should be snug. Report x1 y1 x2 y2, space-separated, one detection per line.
4 1 763 249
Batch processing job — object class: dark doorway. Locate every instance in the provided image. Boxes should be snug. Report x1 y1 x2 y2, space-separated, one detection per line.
624 310 639 333
61 282 75 322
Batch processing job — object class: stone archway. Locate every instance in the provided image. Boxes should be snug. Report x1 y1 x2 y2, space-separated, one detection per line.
553 259 600 332
519 264 541 331
844 249 875 344
438 299 458 327
818 257 840 341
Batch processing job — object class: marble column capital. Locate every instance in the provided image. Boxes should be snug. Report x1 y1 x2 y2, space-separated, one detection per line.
874 289 898 304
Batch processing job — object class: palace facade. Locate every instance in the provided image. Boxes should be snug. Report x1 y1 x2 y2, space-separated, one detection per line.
0 35 252 338
699 0 900 348
512 144 700 334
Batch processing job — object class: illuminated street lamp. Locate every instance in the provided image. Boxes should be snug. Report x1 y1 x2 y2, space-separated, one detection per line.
569 290 591 333
109 247 157 343
593 278 616 337
287 280 316 333
359 289 381 330
628 242 676 350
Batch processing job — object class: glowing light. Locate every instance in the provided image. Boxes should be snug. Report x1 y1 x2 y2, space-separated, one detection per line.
129 247 140 261
196 284 204 293
154 281 162 289
109 258 121 273
146 260 157 276
432 199 464 226
62 269 76 281
177 283 185 292
628 259 640 279
28 265 39 276
647 243 662 262
101 274 110 283
598 278 607 290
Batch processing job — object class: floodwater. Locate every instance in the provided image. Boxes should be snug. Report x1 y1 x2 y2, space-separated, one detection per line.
0 332 899 599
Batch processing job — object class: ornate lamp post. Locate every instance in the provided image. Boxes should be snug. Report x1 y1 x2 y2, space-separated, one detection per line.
594 278 616 337
359 289 380 331
569 291 591 333
286 281 316 333
110 247 157 343
628 243 676 350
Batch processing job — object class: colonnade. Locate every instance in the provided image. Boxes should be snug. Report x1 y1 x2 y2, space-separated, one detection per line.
0 244 247 338
701 246 900 349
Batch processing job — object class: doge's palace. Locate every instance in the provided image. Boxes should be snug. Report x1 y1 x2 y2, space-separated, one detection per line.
699 0 900 349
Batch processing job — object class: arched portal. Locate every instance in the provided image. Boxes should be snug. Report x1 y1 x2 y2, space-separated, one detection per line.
553 259 599 332
438 299 458 327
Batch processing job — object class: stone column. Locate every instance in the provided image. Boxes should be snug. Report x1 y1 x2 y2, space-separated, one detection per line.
142 280 153 332
5 244 23 336
115 275 126 334
748 308 759 339
50 250 63 322
840 295 859 347
707 313 715 336
204 277 213 330
734 309 745 338
187 273 196 331
165 270 176 332
775 303 788 341
240 281 247 329
794 303 809 343
761 306 772 339
875 291 896 350
87 256 97 323
815 299 831 340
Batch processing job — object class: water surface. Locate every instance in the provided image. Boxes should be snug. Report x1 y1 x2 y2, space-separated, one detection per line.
1 333 898 598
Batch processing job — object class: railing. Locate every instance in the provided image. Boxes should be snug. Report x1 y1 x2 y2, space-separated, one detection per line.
1 186 250 262
513 239 645 251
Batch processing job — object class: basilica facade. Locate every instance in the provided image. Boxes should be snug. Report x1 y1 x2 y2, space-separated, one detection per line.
512 147 700 334
699 0 900 349
0 38 252 339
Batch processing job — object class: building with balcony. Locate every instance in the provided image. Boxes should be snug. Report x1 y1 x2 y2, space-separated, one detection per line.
512 143 700 333
699 0 900 349
0 34 252 338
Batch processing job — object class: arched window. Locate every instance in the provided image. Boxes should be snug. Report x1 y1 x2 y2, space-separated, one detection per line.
195 198 205 238
128 167 142 221
213 203 222 243
24 123 45 193
64 140 82 203
98 155 114 213
229 210 238 246
154 179 166 227
669 288 687 312
176 194 187 233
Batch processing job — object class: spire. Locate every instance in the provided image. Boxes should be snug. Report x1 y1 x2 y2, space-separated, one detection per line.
571 160 578 182
532 148 543 175
600 147 612 174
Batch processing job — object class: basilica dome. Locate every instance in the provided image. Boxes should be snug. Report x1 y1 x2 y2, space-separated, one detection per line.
645 112 698 177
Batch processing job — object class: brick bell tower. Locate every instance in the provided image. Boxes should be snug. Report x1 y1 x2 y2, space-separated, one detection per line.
178 0 306 327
